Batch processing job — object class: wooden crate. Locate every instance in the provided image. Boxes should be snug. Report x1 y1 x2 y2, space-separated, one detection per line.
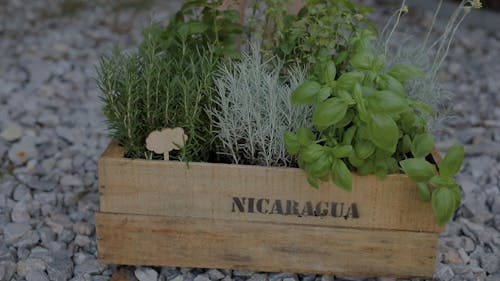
96 141 443 278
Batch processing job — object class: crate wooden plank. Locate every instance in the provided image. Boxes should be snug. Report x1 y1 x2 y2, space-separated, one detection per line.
98 142 442 233
96 212 439 278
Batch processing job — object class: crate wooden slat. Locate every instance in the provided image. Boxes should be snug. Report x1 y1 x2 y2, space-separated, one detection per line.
96 141 443 278
98 141 441 233
96 212 438 278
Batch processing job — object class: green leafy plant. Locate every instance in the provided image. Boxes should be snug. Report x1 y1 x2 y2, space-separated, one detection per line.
98 0 244 161
212 45 312 166
285 30 464 224
248 0 375 71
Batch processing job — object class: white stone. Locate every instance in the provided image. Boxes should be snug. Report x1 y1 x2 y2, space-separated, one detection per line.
0 125 23 141
11 202 31 223
17 258 47 277
60 174 84 186
135 267 159 281
8 141 37 165
3 223 31 244
74 235 90 247
194 275 211 281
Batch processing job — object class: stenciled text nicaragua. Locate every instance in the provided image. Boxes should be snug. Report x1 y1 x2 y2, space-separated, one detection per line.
231 197 359 219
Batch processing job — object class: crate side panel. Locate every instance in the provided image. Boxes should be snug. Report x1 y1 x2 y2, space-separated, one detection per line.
98 142 440 232
96 212 438 278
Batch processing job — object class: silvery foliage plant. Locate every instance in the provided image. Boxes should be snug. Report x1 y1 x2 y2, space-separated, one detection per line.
212 44 312 166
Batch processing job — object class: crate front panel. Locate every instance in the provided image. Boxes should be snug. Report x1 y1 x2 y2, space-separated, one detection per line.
98 142 441 233
95 212 439 278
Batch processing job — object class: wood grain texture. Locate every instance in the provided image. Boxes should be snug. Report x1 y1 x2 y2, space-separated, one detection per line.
96 212 439 278
98 142 443 233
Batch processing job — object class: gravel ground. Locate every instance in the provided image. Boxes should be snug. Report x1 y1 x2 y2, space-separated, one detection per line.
0 1 499 281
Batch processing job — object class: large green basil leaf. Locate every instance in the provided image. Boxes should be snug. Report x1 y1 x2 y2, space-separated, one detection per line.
400 158 436 182
355 140 375 160
377 74 405 96
336 72 364 92
284 131 300 155
439 143 465 177
411 133 435 158
366 90 409 114
312 98 348 130
432 187 456 225
296 127 315 146
291 81 321 105
331 145 353 159
387 64 424 83
417 182 431 202
332 159 352 191
367 113 399 153
302 144 325 163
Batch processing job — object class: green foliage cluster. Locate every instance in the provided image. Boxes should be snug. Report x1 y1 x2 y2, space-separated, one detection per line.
97 0 243 161
98 0 467 225
285 31 464 225
248 0 374 71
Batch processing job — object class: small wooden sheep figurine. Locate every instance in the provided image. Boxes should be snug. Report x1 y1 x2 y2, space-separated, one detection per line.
146 128 187 161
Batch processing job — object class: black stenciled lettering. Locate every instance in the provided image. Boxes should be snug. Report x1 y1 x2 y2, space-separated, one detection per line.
315 201 329 216
270 199 284 215
247 198 255 213
256 198 270 214
231 197 246 213
301 201 314 217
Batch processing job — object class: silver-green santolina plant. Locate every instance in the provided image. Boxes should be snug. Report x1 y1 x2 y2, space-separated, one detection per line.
378 0 482 131
212 45 312 166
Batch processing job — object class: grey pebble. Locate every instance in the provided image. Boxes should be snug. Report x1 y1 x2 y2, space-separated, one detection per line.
26 270 50 281
17 258 47 277
3 223 31 245
135 267 159 281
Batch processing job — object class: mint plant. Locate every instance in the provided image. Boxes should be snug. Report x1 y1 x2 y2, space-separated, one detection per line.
285 30 464 225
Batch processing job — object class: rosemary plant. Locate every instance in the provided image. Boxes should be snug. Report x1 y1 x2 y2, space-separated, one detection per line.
212 45 312 166
98 0 244 161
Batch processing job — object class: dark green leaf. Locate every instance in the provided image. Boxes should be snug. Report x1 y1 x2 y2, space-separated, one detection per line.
308 155 331 180
353 84 369 122
432 187 456 225
377 74 405 96
284 131 300 155
440 143 465 177
332 159 352 191
336 72 364 92
317 86 332 102
331 145 353 158
399 134 412 154
417 182 431 202
312 98 348 130
351 49 374 70
400 158 436 182
296 127 315 146
306 170 319 189
367 113 399 153
291 81 321 105
411 133 435 158
366 90 409 114
323 61 336 87
355 140 375 160
387 64 424 83
302 144 325 163
342 126 357 145
429 175 456 188
450 184 462 210
177 21 208 38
